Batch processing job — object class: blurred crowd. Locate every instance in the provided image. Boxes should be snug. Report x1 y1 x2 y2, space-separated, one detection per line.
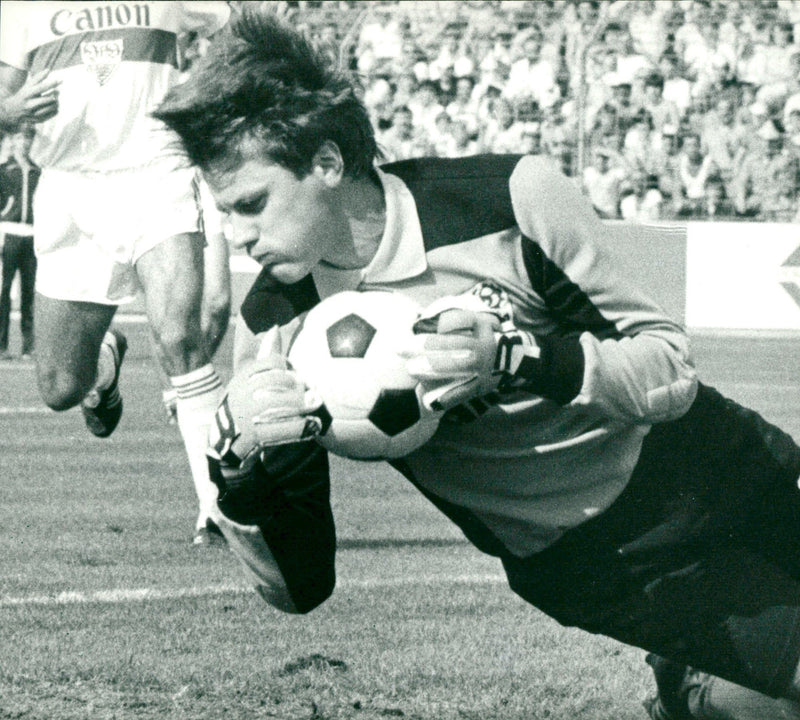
289 0 800 223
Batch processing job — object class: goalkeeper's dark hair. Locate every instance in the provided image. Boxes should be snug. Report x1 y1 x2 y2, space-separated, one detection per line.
153 6 378 179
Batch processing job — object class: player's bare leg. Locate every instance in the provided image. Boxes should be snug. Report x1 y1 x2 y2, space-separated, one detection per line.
136 231 223 544
34 293 118 411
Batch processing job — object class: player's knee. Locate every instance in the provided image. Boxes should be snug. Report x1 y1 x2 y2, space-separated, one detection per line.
37 365 89 410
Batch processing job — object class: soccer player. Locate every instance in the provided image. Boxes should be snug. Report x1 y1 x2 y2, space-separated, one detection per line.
155 6 800 710
0 1 229 543
0 126 39 360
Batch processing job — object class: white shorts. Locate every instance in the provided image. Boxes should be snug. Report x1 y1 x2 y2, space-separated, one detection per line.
34 164 202 305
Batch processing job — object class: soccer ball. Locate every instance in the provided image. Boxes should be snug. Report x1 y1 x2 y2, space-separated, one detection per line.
287 291 441 460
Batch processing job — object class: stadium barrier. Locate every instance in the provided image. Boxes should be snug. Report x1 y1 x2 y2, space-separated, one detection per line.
108 223 800 333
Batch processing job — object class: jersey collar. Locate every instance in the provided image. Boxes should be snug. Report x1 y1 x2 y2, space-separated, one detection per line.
312 167 428 296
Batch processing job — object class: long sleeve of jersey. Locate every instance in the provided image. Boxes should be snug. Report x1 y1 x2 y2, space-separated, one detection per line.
208 273 336 614
509 155 698 423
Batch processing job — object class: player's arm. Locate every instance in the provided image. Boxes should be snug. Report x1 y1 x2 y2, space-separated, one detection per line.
405 156 697 424
508 155 697 423
0 63 60 131
207 328 334 613
208 274 334 613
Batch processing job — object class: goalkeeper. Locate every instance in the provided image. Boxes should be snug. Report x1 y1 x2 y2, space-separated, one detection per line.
154 6 800 713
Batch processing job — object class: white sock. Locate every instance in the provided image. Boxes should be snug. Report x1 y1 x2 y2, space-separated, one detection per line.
171 364 223 530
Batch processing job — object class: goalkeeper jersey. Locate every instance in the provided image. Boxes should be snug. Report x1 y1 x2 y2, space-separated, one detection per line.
0 1 229 172
235 154 697 562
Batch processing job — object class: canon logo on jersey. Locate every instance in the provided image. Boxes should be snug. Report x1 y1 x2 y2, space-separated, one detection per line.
50 4 151 36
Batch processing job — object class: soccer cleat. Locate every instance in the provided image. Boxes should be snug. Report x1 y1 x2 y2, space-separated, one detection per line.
192 519 226 547
643 654 693 720
81 329 127 438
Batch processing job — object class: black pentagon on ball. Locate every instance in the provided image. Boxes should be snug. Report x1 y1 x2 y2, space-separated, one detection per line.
368 388 421 436
326 313 376 358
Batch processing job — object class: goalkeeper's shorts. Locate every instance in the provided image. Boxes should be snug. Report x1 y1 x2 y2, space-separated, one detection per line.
33 163 201 305
502 383 800 700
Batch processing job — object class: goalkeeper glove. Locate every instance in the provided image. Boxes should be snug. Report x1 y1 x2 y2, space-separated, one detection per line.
399 290 542 412
207 330 325 478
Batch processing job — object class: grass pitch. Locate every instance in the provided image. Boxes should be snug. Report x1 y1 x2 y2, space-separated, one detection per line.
1 324 798 719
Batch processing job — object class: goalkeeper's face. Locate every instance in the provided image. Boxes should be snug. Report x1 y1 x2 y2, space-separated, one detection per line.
206 146 351 284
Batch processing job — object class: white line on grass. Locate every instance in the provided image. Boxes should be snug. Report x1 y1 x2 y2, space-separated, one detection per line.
0 406 53 415
0 575 506 608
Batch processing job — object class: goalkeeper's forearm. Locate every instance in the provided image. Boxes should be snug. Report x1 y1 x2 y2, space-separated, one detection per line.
207 443 337 614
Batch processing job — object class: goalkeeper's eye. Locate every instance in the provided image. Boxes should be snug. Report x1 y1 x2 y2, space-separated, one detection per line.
233 194 267 216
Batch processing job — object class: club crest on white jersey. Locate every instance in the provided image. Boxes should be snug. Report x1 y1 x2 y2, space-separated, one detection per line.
80 38 123 85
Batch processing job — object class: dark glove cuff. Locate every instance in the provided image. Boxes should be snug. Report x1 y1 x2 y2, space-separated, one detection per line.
208 442 322 526
508 334 584 404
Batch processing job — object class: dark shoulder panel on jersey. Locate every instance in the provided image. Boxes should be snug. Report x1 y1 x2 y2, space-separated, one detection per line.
240 270 320 335
382 154 621 339
380 154 521 251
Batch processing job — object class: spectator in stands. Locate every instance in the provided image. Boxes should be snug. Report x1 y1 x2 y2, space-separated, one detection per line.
480 96 525 154
605 75 639 139
698 172 738 220
699 89 749 198
784 97 800 157
679 3 737 98
652 123 683 213
543 121 577 177
732 118 800 221
658 51 693 119
519 121 544 156
363 75 395 134
472 80 504 133
448 120 479 158
749 19 800 108
355 6 404 77
778 51 800 122
622 108 657 177
479 28 514 82
584 45 620 129
627 0 673 65
562 0 602 99
619 171 664 223
599 19 651 87
582 145 629 219
427 22 466 84
392 70 418 113
504 26 560 111
446 74 480 139
436 64 458 107
676 131 719 217
379 105 434 162
586 102 624 154
640 71 681 136
430 110 456 158
407 79 445 138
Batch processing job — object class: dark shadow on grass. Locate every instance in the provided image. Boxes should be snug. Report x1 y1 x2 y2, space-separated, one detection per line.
337 537 467 550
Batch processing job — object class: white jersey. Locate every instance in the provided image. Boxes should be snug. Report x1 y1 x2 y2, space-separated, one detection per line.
0 1 229 172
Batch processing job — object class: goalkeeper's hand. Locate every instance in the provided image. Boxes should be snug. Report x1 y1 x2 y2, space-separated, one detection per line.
399 297 541 412
207 332 324 478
